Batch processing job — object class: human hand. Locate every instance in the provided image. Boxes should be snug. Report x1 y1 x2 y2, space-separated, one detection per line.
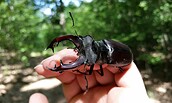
30 49 150 103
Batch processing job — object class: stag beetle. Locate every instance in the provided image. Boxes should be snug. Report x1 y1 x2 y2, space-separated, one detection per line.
46 12 133 90
46 35 133 76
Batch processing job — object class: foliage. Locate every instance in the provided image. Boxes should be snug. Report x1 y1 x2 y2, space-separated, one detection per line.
0 0 59 65
65 0 172 70
0 0 171 69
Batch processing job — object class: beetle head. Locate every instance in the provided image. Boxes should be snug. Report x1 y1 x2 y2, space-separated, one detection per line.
47 35 98 65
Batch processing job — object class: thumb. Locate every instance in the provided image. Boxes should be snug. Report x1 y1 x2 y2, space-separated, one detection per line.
115 62 146 89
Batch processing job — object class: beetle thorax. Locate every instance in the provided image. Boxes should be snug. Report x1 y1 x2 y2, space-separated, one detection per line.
77 35 98 65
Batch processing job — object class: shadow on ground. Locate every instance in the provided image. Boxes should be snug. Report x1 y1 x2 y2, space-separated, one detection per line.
0 51 65 103
0 66 66 103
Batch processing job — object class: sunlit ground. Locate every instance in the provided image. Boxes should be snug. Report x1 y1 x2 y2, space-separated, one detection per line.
0 51 171 103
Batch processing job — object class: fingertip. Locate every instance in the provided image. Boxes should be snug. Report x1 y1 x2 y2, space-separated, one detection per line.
34 64 59 78
34 64 45 75
29 93 49 103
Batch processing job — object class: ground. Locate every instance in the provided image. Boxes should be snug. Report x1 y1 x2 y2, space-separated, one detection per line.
0 51 171 103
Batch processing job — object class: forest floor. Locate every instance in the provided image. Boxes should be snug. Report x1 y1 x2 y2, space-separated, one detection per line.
0 51 171 103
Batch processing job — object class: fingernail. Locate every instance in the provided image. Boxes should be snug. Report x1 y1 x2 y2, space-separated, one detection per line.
34 64 42 70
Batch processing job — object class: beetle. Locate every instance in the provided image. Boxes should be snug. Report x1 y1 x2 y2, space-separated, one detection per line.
46 35 133 76
46 12 133 90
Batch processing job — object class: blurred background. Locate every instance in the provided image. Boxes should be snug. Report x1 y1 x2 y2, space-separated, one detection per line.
0 0 172 103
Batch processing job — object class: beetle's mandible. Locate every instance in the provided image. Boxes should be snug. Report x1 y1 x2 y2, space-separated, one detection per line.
46 35 133 76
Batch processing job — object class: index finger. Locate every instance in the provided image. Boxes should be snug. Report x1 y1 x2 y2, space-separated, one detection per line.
34 49 78 78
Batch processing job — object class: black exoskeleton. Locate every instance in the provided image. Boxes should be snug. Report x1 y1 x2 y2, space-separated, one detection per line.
46 35 133 76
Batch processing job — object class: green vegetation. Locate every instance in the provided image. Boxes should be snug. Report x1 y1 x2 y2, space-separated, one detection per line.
1 0 171 71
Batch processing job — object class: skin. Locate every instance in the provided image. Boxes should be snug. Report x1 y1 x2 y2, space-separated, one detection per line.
29 49 150 103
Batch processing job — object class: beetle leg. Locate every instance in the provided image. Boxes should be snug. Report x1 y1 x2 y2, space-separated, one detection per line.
88 65 94 75
73 64 94 75
73 64 88 74
72 64 89 91
74 69 89 75
84 75 88 91
76 65 104 76
46 35 81 52
96 65 104 76
118 67 124 72
83 64 89 91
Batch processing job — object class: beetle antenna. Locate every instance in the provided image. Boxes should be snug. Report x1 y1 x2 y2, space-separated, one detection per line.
69 12 78 36
69 12 74 26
